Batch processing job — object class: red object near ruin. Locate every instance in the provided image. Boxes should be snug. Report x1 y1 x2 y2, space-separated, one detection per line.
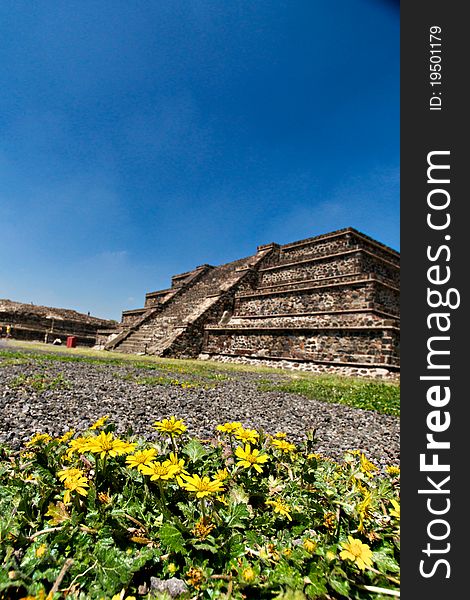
66 336 77 348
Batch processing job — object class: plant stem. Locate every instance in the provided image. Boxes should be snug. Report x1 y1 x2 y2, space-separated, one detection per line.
200 498 206 520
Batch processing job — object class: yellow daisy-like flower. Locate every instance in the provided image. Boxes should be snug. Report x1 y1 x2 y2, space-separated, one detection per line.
241 566 256 582
89 415 109 430
125 448 158 471
167 452 188 475
66 436 94 457
303 538 317 553
179 473 224 498
234 428 259 445
389 499 400 520
235 444 269 474
265 498 292 521
274 432 287 439
56 429 75 444
386 465 400 476
57 467 86 483
307 452 322 460
271 439 296 453
86 431 136 459
357 491 374 532
360 453 378 477
153 416 187 436
340 536 373 570
25 432 52 447
216 422 242 434
63 474 89 504
191 517 215 539
140 460 179 481
214 468 229 481
35 544 47 558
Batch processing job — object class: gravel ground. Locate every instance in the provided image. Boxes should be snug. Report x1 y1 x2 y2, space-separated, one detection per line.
0 350 400 467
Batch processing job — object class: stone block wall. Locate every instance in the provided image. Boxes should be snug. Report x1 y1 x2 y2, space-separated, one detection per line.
104 228 400 371
204 327 400 367
1 299 116 347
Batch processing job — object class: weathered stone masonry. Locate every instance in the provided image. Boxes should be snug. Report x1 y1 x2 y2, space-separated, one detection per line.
103 228 400 371
1 299 116 346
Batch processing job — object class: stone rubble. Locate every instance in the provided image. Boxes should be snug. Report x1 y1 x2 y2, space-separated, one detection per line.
0 356 399 468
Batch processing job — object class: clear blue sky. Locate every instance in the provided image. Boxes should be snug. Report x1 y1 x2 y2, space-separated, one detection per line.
0 0 399 321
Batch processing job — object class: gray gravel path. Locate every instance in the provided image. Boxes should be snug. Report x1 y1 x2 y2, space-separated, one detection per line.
0 351 399 467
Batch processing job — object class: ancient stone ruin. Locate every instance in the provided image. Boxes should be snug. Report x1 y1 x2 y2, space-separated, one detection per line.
102 228 399 373
0 299 116 347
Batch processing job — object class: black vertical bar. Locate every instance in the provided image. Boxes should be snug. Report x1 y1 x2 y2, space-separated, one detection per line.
401 2 467 597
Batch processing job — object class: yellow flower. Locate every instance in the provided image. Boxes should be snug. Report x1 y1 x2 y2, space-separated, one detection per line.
323 511 337 533
357 491 374 532
20 450 35 460
266 498 292 521
167 562 177 574
19 592 46 600
86 431 136 459
274 432 287 439
307 452 322 460
326 550 336 562
63 474 89 504
140 461 179 481
89 415 109 430
303 538 317 553
214 468 229 481
57 467 86 483
125 448 158 471
98 492 112 505
216 422 242 434
389 499 400 520
235 444 269 473
386 465 400 476
234 427 259 445
241 566 256 582
186 566 204 588
271 439 296 453
35 544 47 558
111 595 136 600
25 432 52 447
66 436 94 457
179 473 224 498
167 452 188 475
56 429 75 443
153 416 187 436
191 518 215 539
340 536 373 570
360 453 378 477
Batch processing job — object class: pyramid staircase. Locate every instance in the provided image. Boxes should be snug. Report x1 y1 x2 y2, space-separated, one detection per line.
105 247 274 356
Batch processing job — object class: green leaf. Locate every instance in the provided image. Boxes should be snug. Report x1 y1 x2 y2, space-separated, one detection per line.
305 578 328 599
225 503 249 528
329 568 351 597
373 547 400 573
192 542 217 553
159 523 185 553
182 440 208 463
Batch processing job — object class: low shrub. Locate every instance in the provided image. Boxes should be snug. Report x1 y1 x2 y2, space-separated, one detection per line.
0 417 400 599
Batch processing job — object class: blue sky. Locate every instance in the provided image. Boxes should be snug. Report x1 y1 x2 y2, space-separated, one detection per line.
0 0 399 321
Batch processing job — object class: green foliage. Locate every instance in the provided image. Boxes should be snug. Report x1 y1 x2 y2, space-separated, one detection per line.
9 372 71 392
258 376 400 416
0 417 400 599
